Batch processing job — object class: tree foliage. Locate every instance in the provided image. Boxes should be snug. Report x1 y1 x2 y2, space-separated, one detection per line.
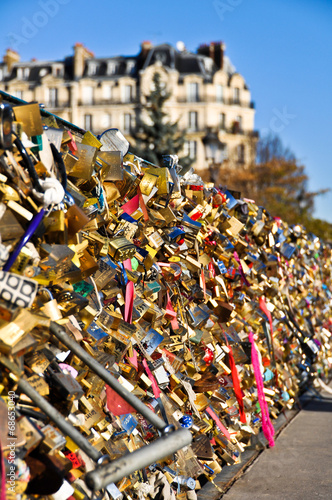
218 134 332 242
132 72 192 168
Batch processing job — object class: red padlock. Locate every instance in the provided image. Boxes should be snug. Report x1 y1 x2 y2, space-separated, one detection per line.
203 347 214 365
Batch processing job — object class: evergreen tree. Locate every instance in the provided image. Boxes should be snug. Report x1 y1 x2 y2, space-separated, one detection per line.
132 72 193 169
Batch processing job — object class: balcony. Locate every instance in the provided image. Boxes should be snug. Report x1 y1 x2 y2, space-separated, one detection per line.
177 97 202 103
176 96 255 107
78 97 140 106
181 126 259 139
46 101 70 109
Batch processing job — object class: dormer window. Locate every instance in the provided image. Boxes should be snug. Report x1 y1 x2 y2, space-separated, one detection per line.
127 61 135 74
39 68 48 77
53 66 63 77
88 62 98 76
204 58 213 71
233 87 240 104
17 67 29 80
107 61 117 75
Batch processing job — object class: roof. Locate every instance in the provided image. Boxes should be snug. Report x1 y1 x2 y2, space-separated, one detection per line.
0 43 237 83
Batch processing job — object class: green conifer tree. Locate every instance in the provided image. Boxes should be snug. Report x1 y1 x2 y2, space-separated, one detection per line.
132 72 192 169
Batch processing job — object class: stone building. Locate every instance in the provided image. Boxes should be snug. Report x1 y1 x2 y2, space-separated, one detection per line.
0 41 258 173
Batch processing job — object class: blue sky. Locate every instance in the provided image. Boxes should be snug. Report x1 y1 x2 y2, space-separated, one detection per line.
1 0 332 221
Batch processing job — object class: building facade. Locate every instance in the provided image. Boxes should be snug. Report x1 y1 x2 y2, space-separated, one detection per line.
0 42 258 173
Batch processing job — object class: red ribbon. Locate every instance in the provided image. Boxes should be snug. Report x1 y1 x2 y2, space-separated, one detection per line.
138 186 149 221
105 385 136 416
222 329 246 424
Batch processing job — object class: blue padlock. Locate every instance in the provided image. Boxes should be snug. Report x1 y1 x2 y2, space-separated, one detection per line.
179 415 193 428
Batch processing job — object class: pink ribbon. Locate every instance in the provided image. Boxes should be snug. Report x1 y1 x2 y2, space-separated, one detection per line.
248 332 275 447
233 251 250 287
259 297 278 386
165 291 179 330
142 359 161 399
121 194 139 215
127 349 138 370
205 406 231 440
0 441 7 500
123 259 134 324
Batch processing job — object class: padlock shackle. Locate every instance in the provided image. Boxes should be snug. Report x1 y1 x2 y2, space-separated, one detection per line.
17 378 102 462
3 208 46 272
50 322 168 432
85 428 192 491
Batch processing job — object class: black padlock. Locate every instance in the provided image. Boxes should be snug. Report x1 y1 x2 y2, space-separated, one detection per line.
45 362 84 401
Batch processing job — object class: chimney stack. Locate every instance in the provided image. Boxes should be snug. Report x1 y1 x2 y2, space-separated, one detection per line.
140 41 152 58
73 43 94 79
4 48 20 72
197 42 225 70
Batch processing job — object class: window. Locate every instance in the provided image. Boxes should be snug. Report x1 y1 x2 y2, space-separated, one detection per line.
84 114 93 131
83 86 94 104
219 113 226 130
216 84 224 103
48 88 58 107
233 87 240 104
53 66 62 77
184 140 197 159
188 111 198 131
17 67 29 80
236 115 242 131
187 82 199 102
107 61 117 75
127 61 135 74
122 85 133 103
88 62 98 76
102 114 112 129
103 85 112 100
123 114 132 133
15 90 23 100
237 144 245 163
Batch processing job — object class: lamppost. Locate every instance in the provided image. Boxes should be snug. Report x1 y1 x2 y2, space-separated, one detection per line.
202 130 225 184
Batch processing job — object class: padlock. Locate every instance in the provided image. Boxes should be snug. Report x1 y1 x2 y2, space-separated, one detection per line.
45 362 84 401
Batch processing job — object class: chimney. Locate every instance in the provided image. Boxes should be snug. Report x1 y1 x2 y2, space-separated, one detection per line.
140 41 152 58
4 48 20 72
73 43 94 79
197 42 225 70
137 41 152 70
